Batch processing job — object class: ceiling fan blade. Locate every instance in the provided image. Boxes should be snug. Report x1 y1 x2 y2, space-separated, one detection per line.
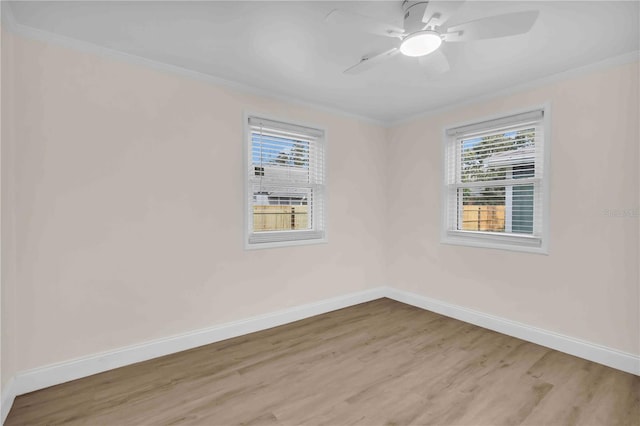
443 11 540 42
325 9 404 38
344 47 400 74
422 0 466 27
418 49 450 76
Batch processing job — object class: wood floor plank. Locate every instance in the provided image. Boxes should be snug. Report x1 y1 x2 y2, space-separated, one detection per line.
5 298 639 425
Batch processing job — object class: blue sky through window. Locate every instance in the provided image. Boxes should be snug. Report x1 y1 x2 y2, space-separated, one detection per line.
462 137 481 150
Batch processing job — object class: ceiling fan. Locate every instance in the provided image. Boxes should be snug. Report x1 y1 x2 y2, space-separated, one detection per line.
326 1 539 74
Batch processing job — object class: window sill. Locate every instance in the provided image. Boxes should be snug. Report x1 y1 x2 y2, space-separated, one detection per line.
441 230 548 255
245 231 327 250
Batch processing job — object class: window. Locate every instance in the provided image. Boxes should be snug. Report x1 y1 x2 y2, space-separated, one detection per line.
245 115 326 249
442 107 549 253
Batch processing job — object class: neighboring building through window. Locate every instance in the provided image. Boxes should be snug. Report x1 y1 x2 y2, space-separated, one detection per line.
442 107 549 253
245 115 326 248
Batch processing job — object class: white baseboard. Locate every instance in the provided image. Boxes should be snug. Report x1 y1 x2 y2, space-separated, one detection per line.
0 287 385 424
385 287 640 376
2 286 638 424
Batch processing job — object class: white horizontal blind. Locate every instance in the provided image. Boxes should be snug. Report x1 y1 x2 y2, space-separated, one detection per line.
247 116 325 245
445 109 545 247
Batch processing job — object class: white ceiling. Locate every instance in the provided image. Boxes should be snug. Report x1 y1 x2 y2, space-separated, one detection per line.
6 1 640 124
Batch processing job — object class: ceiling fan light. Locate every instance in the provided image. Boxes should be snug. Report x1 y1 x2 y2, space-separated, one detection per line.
400 31 442 57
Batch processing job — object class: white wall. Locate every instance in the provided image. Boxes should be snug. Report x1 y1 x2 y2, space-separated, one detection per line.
2 32 388 376
387 61 640 355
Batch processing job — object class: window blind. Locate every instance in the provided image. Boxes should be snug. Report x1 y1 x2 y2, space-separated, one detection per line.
444 109 546 247
247 116 326 246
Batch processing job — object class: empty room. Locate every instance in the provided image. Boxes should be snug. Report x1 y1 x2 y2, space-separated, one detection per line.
1 0 638 425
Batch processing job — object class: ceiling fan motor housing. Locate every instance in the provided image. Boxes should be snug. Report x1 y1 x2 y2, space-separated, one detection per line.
402 1 431 33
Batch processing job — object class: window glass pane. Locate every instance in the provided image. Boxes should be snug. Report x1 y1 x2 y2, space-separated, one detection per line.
457 184 534 235
460 127 535 183
458 187 506 232
250 130 315 233
512 184 534 234
251 133 310 184
252 188 311 232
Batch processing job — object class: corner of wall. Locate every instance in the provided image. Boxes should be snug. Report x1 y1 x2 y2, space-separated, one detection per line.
1 13 18 424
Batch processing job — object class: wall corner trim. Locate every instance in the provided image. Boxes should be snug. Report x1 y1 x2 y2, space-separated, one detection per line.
2 286 638 423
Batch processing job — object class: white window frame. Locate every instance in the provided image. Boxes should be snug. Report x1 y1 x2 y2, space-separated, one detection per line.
243 112 328 250
441 104 551 254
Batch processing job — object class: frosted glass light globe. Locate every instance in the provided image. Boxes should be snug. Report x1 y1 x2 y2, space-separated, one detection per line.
400 31 442 57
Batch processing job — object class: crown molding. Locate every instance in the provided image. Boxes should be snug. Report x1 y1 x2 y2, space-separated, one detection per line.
389 50 640 127
1 3 638 128
0 3 386 128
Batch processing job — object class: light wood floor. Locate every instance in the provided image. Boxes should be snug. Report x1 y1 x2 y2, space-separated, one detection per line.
6 299 640 425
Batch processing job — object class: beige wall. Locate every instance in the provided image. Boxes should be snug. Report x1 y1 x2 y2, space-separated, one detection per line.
1 28 638 385
3 33 388 374
387 61 639 355
1 28 18 391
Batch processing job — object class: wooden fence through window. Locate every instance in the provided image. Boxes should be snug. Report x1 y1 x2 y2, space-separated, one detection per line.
461 205 506 232
253 205 309 232
254 205 503 233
